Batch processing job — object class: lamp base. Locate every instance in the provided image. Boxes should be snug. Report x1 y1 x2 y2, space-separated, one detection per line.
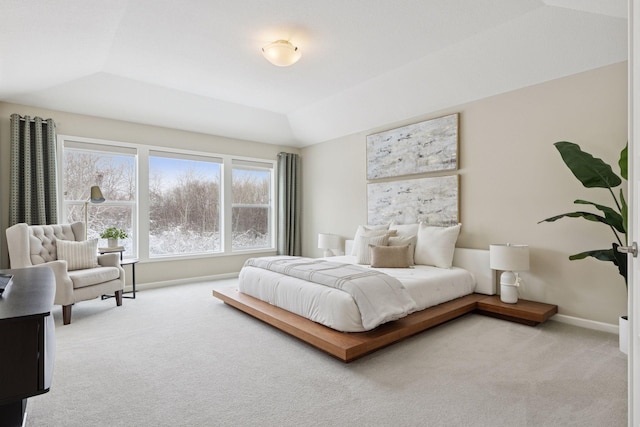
323 249 334 257
499 271 518 304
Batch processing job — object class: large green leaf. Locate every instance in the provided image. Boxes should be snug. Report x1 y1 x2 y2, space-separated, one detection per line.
539 210 614 227
573 199 624 233
619 143 628 180
613 243 628 286
569 248 616 262
555 141 622 189
569 247 627 284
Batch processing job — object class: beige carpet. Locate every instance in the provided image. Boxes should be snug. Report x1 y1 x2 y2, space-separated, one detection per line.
26 279 627 427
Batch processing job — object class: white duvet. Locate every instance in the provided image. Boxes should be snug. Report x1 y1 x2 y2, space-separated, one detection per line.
238 255 476 332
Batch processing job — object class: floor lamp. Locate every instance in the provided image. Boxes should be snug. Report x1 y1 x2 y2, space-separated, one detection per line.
84 185 105 240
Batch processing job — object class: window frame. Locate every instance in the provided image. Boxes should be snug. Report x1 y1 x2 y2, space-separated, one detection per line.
57 135 277 262
58 139 138 257
230 160 276 252
148 149 223 258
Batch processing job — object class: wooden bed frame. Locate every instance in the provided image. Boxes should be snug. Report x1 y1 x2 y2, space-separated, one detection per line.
213 248 498 362
213 287 489 362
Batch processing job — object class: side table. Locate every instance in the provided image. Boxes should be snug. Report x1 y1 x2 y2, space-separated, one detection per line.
98 246 124 260
99 247 138 300
476 295 558 326
119 259 139 299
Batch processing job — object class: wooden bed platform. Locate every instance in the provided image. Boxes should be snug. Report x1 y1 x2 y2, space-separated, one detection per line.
213 287 488 362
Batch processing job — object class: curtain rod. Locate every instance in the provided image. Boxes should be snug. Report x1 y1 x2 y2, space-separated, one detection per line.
18 116 53 122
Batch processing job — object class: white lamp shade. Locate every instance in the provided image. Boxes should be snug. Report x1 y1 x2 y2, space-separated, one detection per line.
262 40 301 67
489 244 530 271
318 233 340 250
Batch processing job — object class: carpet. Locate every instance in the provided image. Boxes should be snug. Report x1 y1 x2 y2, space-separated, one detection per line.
25 279 627 426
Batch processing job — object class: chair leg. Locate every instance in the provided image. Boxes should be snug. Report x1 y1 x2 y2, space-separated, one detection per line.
62 305 72 325
115 290 123 306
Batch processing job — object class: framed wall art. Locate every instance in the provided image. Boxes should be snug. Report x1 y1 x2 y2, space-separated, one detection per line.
366 113 458 180
367 175 459 226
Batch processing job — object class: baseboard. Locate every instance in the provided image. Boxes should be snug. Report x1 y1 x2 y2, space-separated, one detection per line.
552 313 618 335
125 277 620 336
126 272 239 293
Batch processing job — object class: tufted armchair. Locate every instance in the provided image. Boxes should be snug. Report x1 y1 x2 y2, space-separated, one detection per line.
6 222 125 324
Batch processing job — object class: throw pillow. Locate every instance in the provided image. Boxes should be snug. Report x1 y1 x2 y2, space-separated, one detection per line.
56 239 99 271
370 244 412 268
414 223 461 268
356 234 390 264
389 221 419 238
350 224 390 255
388 235 417 265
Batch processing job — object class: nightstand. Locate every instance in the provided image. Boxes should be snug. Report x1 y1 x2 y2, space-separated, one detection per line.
476 295 557 326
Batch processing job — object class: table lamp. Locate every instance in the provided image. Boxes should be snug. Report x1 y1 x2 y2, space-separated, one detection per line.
318 233 341 257
489 243 530 304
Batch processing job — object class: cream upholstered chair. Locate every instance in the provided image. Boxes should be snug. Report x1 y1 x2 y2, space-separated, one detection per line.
6 222 125 325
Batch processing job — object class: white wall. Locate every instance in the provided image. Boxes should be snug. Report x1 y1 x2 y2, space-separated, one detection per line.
301 61 628 325
0 61 628 324
0 102 300 285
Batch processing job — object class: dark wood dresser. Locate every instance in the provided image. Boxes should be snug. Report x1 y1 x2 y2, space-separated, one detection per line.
0 267 55 427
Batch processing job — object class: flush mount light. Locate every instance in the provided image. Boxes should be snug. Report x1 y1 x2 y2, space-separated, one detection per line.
262 40 302 67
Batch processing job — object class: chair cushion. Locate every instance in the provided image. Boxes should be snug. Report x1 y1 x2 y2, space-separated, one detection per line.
68 266 121 289
57 239 99 271
28 224 78 265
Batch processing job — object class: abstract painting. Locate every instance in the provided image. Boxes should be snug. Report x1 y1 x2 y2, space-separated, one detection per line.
367 175 458 226
366 113 458 180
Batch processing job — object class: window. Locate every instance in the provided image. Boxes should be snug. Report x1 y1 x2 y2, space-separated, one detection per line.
231 160 274 251
149 151 221 257
61 142 136 257
58 136 276 260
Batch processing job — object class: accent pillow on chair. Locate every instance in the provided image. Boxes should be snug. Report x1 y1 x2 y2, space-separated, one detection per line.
56 239 99 271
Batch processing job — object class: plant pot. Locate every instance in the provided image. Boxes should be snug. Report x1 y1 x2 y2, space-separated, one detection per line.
107 238 119 248
620 315 628 354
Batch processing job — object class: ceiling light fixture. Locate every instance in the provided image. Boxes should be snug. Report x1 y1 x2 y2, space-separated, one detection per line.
262 40 301 67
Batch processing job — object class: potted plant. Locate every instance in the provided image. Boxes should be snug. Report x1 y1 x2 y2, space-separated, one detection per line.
100 227 129 248
539 141 628 351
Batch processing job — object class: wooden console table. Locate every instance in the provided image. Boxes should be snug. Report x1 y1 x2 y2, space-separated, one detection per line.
0 267 56 427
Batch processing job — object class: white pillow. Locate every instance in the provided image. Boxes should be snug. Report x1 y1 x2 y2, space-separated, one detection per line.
56 239 99 271
414 223 461 268
356 234 390 264
389 221 419 238
350 224 390 255
388 235 417 265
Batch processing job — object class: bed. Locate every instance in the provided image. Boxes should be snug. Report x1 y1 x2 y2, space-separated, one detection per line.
213 223 496 362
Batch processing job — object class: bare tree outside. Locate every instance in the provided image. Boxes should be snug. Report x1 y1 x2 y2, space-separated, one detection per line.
232 168 271 250
149 156 221 256
63 150 135 254
63 147 273 258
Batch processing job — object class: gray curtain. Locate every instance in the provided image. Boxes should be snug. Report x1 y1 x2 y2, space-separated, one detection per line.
9 114 58 226
277 152 301 256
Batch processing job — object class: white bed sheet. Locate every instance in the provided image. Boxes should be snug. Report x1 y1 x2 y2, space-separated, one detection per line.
238 255 476 332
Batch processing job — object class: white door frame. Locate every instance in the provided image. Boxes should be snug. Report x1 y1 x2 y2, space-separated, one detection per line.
629 0 639 424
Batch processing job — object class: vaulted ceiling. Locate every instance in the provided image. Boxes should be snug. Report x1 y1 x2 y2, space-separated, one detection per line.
0 0 627 146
